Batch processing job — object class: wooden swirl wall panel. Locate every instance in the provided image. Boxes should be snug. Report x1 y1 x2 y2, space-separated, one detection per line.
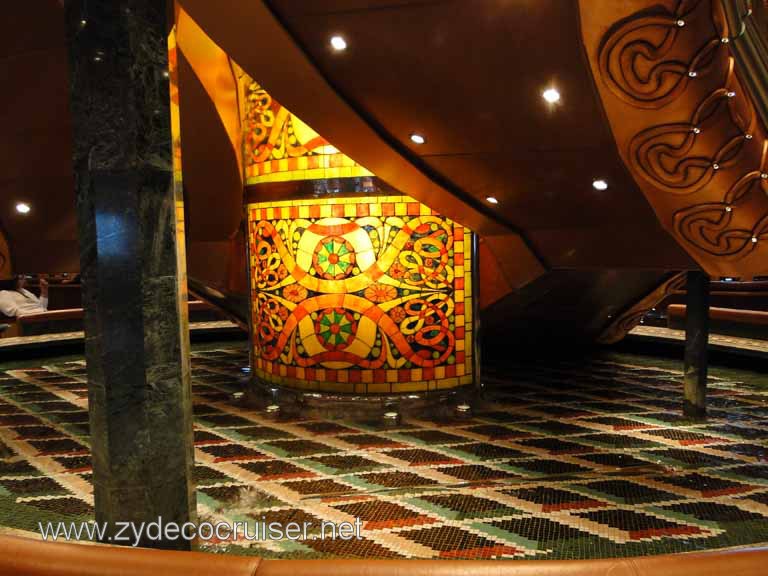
580 0 768 279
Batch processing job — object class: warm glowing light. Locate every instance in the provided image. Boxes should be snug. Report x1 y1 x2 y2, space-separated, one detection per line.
15 202 30 214
486 196 499 204
330 35 347 51
542 87 561 104
592 179 608 191
409 133 426 145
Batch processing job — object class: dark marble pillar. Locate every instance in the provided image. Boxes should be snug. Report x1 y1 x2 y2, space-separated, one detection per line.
66 1 195 548
683 271 710 420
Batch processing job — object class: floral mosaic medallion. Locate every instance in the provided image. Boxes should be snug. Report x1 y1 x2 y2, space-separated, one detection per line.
315 308 358 351
313 237 357 280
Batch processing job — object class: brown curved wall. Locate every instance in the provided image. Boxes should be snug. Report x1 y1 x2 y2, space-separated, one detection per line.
0 1 79 274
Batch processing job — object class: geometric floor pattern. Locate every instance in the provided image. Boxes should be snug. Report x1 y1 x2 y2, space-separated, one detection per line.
1 346 768 559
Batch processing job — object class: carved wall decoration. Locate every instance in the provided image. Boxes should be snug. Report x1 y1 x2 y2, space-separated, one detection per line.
629 76 754 194
583 0 768 278
247 196 474 394
598 272 688 344
598 0 721 108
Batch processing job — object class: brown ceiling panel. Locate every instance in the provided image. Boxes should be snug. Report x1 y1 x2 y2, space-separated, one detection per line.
263 0 694 269
176 0 515 239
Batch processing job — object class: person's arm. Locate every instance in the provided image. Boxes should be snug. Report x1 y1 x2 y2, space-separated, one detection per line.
38 278 49 311
0 292 18 318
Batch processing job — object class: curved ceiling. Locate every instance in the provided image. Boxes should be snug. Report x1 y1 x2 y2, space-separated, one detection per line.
177 0 695 273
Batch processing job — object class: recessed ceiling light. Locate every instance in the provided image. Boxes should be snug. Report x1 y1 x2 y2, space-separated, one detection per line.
330 35 347 51
542 87 561 104
486 196 499 204
15 202 30 214
409 133 426 145
592 179 608 191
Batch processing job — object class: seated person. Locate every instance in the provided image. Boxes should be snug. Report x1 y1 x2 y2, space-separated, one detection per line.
0 275 49 318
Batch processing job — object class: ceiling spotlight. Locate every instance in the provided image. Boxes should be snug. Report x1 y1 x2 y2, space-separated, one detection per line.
592 179 608 191
486 196 499 204
162 70 169 79
409 133 426 145
542 87 561 104
79 19 87 27
15 202 31 214
330 35 347 51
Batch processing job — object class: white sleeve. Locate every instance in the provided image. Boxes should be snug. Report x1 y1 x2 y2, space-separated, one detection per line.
40 296 49 311
0 292 18 317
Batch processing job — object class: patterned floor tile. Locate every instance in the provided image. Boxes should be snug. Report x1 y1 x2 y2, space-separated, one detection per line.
449 442 529 460
576 453 654 469
239 459 316 480
305 454 386 474
2 346 768 560
575 509 707 540
506 459 591 477
658 502 767 522
460 424 531 440
384 449 462 467
642 429 726 446
263 440 339 457
413 494 521 520
437 464 518 482
337 434 405 450
281 478 354 496
486 516 594 550
334 499 434 529
198 443 268 463
517 438 593 455
400 525 521 558
354 471 438 489
655 473 756 497
578 480 684 504
504 487 608 512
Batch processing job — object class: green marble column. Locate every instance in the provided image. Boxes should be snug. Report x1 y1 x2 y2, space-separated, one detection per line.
67 0 196 549
683 271 710 420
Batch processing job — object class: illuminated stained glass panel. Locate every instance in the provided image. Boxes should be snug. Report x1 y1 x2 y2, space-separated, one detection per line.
244 80 373 185
247 196 473 393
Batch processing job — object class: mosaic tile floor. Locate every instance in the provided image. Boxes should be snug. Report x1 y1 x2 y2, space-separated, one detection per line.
1 346 768 559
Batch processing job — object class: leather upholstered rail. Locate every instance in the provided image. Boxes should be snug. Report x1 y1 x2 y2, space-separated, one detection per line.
0 535 767 576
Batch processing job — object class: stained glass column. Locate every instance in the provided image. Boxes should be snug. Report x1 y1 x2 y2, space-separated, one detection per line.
242 77 476 401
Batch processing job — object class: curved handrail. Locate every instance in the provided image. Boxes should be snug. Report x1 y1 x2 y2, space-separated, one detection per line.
0 535 767 576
